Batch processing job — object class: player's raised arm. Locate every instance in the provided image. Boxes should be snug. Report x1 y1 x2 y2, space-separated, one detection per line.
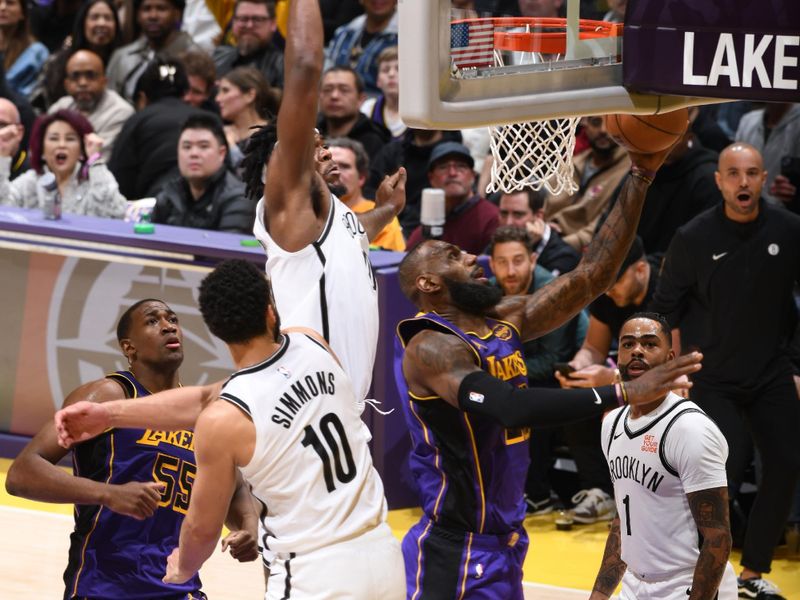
55 382 223 448
261 0 327 251
495 139 684 342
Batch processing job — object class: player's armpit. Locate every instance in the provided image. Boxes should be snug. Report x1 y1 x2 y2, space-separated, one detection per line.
687 486 732 600
590 516 626 600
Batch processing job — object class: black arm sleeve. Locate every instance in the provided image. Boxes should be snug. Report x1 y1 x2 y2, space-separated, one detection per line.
457 370 619 428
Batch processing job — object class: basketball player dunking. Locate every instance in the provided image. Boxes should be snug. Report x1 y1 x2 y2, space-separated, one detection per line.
591 313 737 600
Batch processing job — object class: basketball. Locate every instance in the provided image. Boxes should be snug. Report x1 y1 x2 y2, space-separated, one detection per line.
604 109 690 154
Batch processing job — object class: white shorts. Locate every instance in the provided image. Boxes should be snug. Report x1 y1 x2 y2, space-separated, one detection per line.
265 522 405 600
620 562 737 600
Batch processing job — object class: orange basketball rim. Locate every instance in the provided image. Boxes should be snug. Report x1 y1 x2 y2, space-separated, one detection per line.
452 17 623 56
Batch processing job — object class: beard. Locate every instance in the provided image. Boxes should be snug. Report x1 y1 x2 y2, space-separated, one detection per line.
327 181 347 197
588 135 616 161
444 277 504 315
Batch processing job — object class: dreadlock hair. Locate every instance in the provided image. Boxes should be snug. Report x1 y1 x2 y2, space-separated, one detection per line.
241 121 278 202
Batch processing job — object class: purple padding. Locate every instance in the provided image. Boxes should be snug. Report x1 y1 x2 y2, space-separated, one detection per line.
623 0 800 102
0 432 32 459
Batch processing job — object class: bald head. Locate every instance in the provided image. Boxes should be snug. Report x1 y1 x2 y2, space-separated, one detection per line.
0 98 20 126
65 50 107 112
718 142 763 170
0 98 23 159
715 142 766 224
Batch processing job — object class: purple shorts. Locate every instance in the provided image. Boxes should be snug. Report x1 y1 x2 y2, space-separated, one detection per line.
402 516 528 600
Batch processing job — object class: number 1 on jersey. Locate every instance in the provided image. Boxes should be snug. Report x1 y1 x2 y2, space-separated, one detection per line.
301 412 357 492
622 494 632 535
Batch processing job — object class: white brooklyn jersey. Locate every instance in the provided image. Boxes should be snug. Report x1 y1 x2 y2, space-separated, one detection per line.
602 393 729 580
219 333 387 556
254 195 379 403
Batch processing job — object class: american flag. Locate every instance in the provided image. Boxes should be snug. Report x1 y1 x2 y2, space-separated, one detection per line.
450 21 495 69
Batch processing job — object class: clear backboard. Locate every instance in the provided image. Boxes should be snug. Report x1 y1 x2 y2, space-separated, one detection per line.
398 0 722 129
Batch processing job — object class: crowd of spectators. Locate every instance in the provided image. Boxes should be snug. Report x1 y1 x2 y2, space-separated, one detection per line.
0 0 797 595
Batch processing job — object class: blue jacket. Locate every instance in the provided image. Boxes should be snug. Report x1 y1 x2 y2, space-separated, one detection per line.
324 12 398 95
6 42 49 96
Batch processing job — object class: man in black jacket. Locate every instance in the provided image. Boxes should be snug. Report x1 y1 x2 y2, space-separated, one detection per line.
650 143 800 600
316 66 390 158
600 109 722 258
152 114 254 233
213 0 284 88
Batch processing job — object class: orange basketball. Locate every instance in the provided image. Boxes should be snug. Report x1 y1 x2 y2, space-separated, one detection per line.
604 108 689 154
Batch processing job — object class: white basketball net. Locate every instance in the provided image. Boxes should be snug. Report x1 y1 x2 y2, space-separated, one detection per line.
486 48 580 196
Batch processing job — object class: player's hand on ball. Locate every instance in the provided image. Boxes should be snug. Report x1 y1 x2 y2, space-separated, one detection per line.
54 400 111 448
163 548 193 584
221 529 260 562
104 481 165 519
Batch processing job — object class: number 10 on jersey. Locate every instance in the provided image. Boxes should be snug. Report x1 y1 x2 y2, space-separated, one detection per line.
301 412 357 493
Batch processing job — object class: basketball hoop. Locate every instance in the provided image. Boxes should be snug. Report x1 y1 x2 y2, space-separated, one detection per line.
452 17 622 195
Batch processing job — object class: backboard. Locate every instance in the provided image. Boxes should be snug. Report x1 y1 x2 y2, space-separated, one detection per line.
398 0 795 129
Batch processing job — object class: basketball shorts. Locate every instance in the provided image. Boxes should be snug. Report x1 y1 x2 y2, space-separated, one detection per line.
265 522 404 600
402 516 529 600
620 562 738 600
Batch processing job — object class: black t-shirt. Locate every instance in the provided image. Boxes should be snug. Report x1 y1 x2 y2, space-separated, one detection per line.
589 260 659 337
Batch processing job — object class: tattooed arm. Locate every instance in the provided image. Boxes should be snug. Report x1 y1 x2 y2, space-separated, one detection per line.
402 330 698 426
402 330 482 401
687 487 732 600
589 516 626 599
494 142 684 342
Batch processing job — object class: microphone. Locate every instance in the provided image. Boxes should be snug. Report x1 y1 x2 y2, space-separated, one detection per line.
420 188 445 240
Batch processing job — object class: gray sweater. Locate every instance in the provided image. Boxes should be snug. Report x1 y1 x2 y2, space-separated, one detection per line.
0 158 127 218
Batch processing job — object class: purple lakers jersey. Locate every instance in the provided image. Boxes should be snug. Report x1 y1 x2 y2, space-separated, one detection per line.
63 371 202 599
396 313 530 535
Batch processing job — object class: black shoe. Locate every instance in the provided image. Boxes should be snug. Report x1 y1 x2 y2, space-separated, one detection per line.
737 577 786 599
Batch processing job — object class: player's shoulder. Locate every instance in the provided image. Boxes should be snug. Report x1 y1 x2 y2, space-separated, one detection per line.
660 396 724 446
63 375 131 407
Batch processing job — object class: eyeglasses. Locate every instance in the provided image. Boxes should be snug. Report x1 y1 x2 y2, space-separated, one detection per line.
233 15 272 25
66 70 101 82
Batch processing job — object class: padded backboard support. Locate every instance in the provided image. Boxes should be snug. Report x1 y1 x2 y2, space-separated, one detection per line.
624 0 799 102
398 0 730 129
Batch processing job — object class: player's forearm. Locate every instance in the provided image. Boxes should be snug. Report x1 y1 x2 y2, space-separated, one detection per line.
107 385 217 430
225 472 259 533
590 517 626 599
286 0 324 71
177 517 222 578
6 453 109 505
689 533 731 600
356 205 396 242
579 175 649 296
457 370 620 428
